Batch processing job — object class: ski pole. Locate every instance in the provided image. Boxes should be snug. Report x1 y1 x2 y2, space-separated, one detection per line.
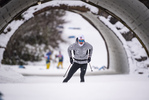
89 63 93 72
63 64 71 77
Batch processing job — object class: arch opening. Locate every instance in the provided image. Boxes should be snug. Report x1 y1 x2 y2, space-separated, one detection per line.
1 5 109 75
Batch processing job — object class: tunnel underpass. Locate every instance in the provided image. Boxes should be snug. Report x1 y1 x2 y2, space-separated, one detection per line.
0 0 149 75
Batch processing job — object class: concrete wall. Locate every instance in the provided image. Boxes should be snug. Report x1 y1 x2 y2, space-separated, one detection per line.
90 0 149 55
0 0 37 30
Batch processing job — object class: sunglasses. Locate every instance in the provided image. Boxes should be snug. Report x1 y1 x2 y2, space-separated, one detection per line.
78 40 84 42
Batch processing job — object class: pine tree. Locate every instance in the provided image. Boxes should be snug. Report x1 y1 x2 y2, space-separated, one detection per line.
2 9 66 65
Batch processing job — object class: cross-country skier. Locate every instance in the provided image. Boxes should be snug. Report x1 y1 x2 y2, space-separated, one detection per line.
63 35 93 82
45 51 52 69
55 51 64 69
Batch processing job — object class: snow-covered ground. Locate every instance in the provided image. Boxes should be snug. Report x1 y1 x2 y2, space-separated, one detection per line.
0 74 149 100
0 1 149 100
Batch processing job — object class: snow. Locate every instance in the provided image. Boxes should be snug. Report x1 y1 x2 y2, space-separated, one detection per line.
0 1 149 100
0 75 149 100
0 20 25 47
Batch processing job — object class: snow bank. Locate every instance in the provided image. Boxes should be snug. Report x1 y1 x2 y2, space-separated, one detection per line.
0 65 24 83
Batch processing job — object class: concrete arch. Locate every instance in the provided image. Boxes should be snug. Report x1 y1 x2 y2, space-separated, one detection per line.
0 0 149 74
89 0 149 56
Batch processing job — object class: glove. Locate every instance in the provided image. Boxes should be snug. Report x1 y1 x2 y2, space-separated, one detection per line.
88 57 91 63
70 57 73 64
